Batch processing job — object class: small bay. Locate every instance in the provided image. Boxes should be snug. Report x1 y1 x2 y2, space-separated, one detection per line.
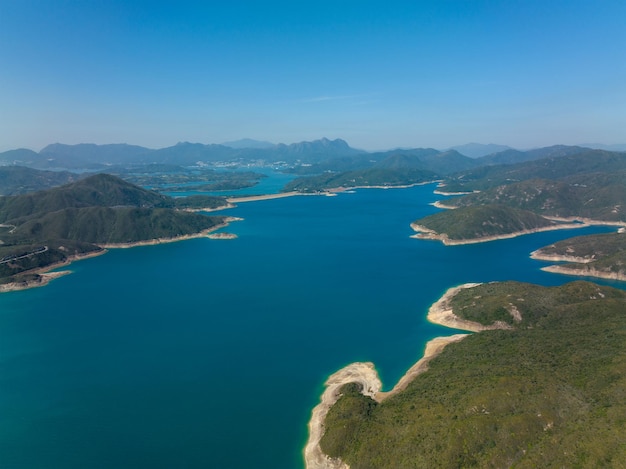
0 184 620 468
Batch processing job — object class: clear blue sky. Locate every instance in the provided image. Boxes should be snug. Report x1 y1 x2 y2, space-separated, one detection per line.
1 0 625 151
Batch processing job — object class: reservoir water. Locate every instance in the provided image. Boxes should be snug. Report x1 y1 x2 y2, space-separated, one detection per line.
0 184 620 468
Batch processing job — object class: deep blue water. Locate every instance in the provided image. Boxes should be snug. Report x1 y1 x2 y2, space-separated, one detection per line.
0 184 621 468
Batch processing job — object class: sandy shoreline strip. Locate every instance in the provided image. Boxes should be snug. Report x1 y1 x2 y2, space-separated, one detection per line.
304 283 504 469
226 182 439 205
98 218 242 249
331 181 437 192
540 265 626 282
184 202 236 212
431 200 458 210
304 363 381 469
529 250 594 264
410 221 597 246
426 283 514 331
227 191 304 203
375 334 469 402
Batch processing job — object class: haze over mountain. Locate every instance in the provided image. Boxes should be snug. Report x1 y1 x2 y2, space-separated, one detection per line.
448 143 513 158
578 143 626 152
221 138 276 149
0 138 364 169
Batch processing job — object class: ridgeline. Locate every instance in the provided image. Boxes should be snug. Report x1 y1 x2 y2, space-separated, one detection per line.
0 174 228 288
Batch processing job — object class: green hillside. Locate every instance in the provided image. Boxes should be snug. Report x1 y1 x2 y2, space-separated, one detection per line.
444 173 626 223
284 148 476 186
0 174 228 286
13 206 222 245
442 149 626 192
533 232 626 280
412 205 556 241
320 281 626 468
475 144 589 166
0 173 225 223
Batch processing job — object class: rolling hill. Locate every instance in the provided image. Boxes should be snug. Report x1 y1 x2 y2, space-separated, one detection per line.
0 174 228 286
411 204 559 243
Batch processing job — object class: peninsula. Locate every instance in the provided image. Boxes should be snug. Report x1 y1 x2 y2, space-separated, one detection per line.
531 231 626 281
309 281 626 468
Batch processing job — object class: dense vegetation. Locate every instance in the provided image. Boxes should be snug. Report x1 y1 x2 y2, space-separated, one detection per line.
443 173 626 223
0 173 225 223
321 281 626 468
533 232 626 279
441 149 626 192
413 204 556 241
0 174 227 285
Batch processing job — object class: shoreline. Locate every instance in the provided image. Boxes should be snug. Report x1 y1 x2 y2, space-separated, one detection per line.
226 191 305 203
98 218 242 249
0 218 242 293
0 249 107 293
529 250 594 264
330 181 437 191
530 247 626 282
304 362 381 469
433 189 475 196
410 221 604 246
425 283 514 331
226 182 438 204
540 264 626 282
304 283 504 469
431 200 458 210
183 202 236 212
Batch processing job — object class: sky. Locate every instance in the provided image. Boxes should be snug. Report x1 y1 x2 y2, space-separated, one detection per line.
1 0 625 152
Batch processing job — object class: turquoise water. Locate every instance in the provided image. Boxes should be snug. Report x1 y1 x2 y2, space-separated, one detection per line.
0 184 621 468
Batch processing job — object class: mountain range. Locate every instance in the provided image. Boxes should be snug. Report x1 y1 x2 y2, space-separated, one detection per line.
0 138 363 169
3 139 624 171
